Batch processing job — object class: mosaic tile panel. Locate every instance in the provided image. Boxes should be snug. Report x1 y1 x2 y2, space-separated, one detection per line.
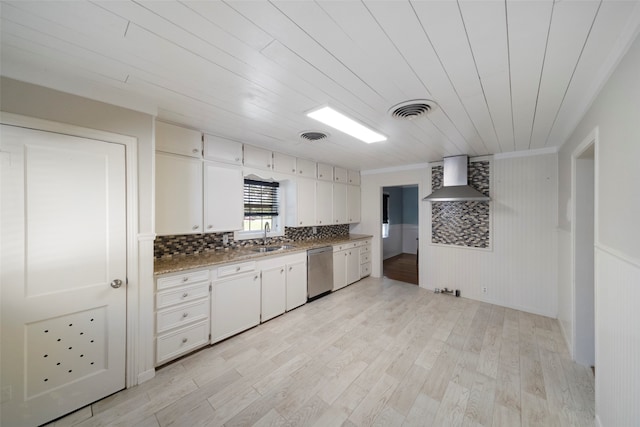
154 224 349 259
431 161 490 248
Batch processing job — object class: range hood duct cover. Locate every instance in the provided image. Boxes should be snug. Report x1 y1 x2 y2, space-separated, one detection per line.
423 155 490 202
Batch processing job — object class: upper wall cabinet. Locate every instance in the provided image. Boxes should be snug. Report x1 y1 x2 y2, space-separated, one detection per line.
244 145 272 170
348 170 361 186
273 152 296 175
204 162 243 233
334 167 348 183
203 134 242 165
296 158 316 179
317 163 333 182
156 121 202 158
156 153 203 235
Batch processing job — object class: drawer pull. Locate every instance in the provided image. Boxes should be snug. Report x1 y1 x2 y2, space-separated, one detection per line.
192 225 199 230
182 277 189 282
182 293 189 298
182 337 188 344
236 266 241 272
182 313 188 318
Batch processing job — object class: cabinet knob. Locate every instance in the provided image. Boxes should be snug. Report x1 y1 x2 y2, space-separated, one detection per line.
235 157 240 162
280 269 284 274
182 277 189 282
182 312 188 318
267 164 271 168
319 221 322 224
289 266 292 271
319 174 323 177
299 221 303 225
192 148 199 154
299 170 303 174
236 267 241 272
182 292 189 298
182 337 188 344
254 275 259 280
207 225 213 229
192 225 199 230
292 168 296 173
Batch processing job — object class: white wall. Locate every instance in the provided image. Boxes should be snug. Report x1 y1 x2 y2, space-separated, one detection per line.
383 224 404 260
557 32 640 426
425 153 558 317
0 77 157 384
402 224 419 254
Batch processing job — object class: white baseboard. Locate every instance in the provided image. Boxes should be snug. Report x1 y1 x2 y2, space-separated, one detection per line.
137 369 155 385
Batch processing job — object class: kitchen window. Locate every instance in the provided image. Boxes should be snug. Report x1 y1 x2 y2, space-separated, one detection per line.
236 178 283 240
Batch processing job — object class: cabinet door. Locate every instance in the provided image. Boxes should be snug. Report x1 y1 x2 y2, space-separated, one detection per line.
261 265 286 322
203 134 242 165
316 180 333 226
347 170 361 185
286 260 307 311
346 249 360 285
296 158 316 178
333 183 347 224
334 167 348 183
244 145 273 170
347 185 361 223
333 250 347 291
204 162 243 232
273 152 297 175
156 121 202 158
317 163 333 181
211 272 261 343
156 153 203 235
296 178 316 226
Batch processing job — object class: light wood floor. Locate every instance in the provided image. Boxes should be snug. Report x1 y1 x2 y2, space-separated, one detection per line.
383 253 418 285
47 277 595 427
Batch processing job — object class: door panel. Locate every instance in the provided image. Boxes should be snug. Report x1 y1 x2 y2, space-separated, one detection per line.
1 125 127 427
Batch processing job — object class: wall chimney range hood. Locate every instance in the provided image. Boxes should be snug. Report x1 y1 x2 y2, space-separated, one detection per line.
423 155 490 202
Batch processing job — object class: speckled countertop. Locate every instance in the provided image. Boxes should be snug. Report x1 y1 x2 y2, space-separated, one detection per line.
154 234 372 275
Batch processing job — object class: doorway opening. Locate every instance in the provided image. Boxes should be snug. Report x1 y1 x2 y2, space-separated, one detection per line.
382 185 419 285
572 135 596 372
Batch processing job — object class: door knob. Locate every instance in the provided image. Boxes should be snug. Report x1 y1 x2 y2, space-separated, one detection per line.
110 279 123 289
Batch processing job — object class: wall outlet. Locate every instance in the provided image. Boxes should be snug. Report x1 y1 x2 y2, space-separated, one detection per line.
222 234 229 245
312 226 317 234
481 286 488 294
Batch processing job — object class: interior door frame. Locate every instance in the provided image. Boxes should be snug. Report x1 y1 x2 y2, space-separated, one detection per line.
1 112 140 388
570 126 599 365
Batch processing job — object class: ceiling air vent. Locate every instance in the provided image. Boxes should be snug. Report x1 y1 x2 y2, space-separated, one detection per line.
388 99 437 120
299 131 329 142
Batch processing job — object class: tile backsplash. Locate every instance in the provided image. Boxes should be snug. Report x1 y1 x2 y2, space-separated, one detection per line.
154 224 349 259
431 161 491 249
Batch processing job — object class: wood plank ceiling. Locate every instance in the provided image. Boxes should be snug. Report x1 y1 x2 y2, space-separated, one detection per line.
1 1 639 171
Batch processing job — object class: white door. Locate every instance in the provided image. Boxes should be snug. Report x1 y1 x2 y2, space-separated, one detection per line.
1 125 127 427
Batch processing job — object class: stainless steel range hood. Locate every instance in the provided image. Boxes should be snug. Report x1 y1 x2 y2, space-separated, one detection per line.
423 155 490 202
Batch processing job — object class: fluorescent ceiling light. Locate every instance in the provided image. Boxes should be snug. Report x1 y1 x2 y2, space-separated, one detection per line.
307 106 386 143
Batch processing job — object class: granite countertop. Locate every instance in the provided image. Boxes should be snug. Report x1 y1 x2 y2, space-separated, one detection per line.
154 234 373 275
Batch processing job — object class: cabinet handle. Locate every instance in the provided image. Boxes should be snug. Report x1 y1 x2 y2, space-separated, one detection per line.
299 221 303 225
192 225 199 230
235 157 240 162
289 266 292 271
254 276 259 280
192 148 199 154
280 269 284 274
236 266 241 272
182 337 188 344
319 221 322 224
182 312 188 318
182 292 189 298
182 276 189 282
207 225 213 229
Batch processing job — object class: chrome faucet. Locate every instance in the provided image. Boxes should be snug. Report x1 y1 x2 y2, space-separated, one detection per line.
263 222 270 246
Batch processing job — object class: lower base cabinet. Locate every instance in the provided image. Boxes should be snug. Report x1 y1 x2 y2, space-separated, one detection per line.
211 267 261 343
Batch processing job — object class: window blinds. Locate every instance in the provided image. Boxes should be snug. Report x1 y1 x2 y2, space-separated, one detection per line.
244 179 279 217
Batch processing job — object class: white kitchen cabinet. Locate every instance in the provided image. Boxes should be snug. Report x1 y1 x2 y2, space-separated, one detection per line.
273 152 297 175
203 134 242 165
156 152 203 236
211 268 261 343
155 269 211 366
204 162 243 232
317 163 333 181
347 170 361 185
286 259 307 311
261 265 286 322
333 242 361 291
244 145 273 170
316 180 333 226
286 177 316 226
347 184 361 223
296 158 316 179
333 183 347 224
334 167 348 183
156 121 202 158
360 240 371 278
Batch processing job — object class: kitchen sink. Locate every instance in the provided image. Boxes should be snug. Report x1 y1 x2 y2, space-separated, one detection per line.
251 244 296 253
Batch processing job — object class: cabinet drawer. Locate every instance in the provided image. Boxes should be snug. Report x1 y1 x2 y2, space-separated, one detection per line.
156 320 209 365
156 282 210 309
217 261 256 278
360 262 371 278
360 244 371 253
157 270 209 291
360 252 371 264
157 298 210 333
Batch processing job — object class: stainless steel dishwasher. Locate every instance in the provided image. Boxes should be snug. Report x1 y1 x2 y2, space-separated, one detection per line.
307 246 333 300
